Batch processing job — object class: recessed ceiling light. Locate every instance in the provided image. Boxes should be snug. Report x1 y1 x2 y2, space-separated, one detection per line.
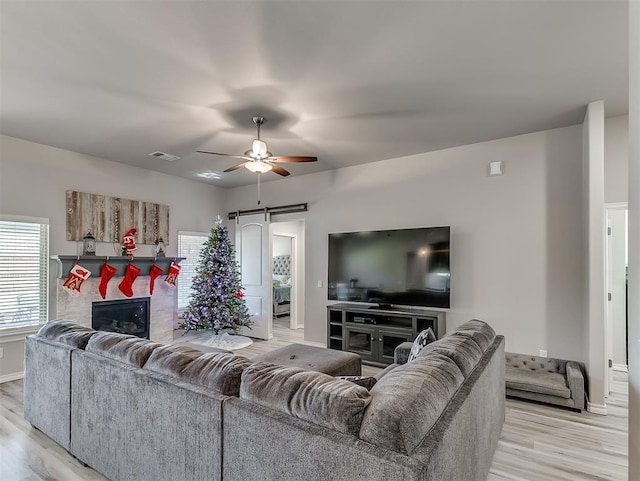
149 151 180 162
197 171 223 179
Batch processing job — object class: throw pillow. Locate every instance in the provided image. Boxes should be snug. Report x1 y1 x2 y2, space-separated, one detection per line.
337 375 377 390
407 328 436 362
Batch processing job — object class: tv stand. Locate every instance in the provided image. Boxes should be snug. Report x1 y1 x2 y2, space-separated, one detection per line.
327 303 446 367
368 304 393 310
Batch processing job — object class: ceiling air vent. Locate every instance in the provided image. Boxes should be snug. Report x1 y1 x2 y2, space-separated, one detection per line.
148 151 180 162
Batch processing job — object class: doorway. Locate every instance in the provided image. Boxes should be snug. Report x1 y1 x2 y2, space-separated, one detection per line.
270 220 305 336
605 203 628 396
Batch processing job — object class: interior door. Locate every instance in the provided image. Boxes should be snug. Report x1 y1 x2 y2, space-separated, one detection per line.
236 213 272 340
607 209 628 374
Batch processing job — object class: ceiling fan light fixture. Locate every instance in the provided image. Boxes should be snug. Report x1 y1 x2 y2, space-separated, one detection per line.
245 160 273 174
251 139 268 158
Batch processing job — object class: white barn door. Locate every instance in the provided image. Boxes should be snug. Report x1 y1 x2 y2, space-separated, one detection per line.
236 213 272 340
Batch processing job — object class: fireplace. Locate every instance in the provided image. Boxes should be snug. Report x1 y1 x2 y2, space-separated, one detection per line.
92 298 151 339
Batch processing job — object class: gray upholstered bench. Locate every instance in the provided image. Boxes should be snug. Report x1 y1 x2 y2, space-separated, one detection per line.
505 352 586 411
253 343 361 376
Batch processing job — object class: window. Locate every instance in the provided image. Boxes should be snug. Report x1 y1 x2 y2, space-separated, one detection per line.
177 231 208 311
0 216 49 328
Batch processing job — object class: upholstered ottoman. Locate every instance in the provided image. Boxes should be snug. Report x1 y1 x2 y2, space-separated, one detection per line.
254 343 361 376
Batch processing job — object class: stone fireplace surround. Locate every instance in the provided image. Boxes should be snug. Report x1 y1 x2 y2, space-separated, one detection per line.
52 256 184 344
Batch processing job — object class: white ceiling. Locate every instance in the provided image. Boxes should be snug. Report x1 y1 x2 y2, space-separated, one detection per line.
0 1 628 188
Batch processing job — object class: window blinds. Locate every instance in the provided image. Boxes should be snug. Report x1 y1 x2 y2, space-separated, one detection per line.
177 232 208 311
0 218 49 327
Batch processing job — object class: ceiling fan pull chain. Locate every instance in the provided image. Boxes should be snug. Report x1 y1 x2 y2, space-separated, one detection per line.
257 172 261 205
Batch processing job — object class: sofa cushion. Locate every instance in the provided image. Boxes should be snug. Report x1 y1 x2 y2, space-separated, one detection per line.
143 344 205 373
86 332 161 368
505 365 571 399
359 351 464 455
449 319 496 352
240 362 371 435
407 328 436 362
36 319 96 349
420 333 484 377
144 345 252 396
336 375 377 390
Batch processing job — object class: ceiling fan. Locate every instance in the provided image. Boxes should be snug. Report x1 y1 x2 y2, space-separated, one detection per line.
197 116 317 176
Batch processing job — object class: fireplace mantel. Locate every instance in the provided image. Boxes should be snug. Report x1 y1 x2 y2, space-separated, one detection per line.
51 255 186 278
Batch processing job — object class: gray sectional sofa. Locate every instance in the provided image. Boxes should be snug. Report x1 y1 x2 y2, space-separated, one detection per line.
24 319 505 481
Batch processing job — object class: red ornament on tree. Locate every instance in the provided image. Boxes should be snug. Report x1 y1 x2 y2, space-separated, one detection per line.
236 291 244 299
62 261 91 297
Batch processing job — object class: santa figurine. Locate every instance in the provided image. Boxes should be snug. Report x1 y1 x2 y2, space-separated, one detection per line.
121 228 137 257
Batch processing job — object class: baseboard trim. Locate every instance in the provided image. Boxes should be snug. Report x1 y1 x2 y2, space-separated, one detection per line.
587 402 608 415
612 364 628 372
0 371 24 384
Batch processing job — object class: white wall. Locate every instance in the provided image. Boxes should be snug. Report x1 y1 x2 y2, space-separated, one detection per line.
0 135 226 378
273 235 293 257
627 0 640 476
227 124 588 362
605 115 629 203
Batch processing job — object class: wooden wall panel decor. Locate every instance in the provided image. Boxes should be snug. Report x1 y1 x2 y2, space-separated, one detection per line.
66 190 169 244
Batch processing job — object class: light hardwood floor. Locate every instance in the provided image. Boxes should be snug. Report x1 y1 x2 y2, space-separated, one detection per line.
0 325 629 481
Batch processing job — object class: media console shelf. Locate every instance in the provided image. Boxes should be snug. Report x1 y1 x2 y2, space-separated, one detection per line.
327 303 446 367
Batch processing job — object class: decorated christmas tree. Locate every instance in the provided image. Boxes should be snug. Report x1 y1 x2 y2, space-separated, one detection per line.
180 219 252 335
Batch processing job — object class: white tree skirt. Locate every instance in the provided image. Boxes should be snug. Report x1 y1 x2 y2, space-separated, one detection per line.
193 332 253 351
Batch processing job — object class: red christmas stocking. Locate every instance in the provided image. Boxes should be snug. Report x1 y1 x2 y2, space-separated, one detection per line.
99 261 117 299
149 262 163 295
62 262 91 297
118 263 141 297
164 261 181 288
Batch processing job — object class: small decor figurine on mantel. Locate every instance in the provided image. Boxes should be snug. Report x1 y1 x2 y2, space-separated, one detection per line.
82 231 96 256
121 228 137 257
155 237 166 257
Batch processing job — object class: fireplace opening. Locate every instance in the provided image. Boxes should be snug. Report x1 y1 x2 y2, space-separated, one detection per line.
92 298 150 339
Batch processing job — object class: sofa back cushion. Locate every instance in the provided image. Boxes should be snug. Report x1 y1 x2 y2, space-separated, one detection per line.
144 345 252 396
359 351 464 455
450 319 496 352
240 362 371 436
36 319 96 349
86 332 161 368
420 334 484 377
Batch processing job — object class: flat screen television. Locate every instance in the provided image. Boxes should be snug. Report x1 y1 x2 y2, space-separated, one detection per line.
328 226 450 309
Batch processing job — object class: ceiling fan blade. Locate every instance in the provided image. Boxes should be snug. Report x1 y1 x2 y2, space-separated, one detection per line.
197 151 251 161
269 155 318 163
224 162 249 173
270 164 291 176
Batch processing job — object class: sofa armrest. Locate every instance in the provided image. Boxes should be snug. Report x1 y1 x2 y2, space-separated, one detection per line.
394 342 413 365
566 361 585 410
